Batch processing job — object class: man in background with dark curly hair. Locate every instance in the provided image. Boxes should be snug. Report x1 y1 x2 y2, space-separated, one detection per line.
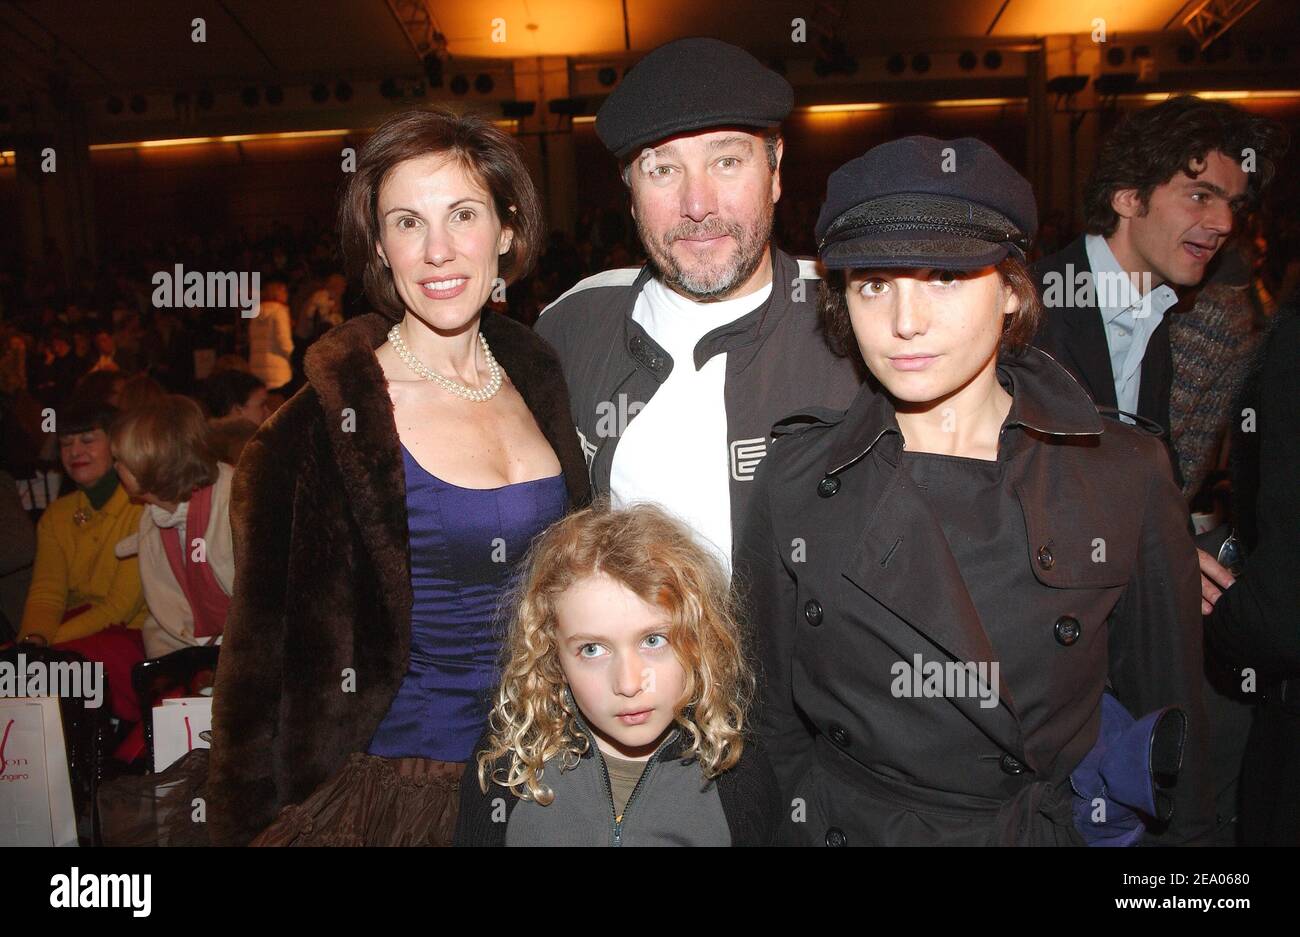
1034 94 1287 846
1032 95 1285 484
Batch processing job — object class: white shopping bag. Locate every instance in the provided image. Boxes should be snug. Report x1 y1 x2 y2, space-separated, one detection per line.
0 697 79 846
152 697 213 773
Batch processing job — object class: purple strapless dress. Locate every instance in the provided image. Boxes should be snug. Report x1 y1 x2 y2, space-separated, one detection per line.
366 443 567 763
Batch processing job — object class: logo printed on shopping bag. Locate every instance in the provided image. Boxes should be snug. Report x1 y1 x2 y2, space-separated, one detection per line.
49 867 151 917
0 699 77 846
0 718 29 780
151 697 214 772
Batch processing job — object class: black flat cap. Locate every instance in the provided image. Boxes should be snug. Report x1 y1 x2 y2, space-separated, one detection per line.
596 38 794 160
816 136 1037 271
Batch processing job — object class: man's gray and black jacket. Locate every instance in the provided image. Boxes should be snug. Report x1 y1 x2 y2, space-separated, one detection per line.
534 246 864 563
453 715 781 846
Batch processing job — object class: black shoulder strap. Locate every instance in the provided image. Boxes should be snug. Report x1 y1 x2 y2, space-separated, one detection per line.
771 406 846 439
1096 406 1167 439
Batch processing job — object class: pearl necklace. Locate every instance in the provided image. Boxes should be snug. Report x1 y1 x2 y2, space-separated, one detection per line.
388 323 503 402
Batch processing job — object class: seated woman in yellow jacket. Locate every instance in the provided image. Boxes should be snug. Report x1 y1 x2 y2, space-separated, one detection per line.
17 399 147 722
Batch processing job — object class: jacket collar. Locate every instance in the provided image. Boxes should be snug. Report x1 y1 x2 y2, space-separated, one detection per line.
622 246 804 378
1083 234 1180 324
302 312 413 632
823 345 1104 766
826 346 1104 477
79 481 133 524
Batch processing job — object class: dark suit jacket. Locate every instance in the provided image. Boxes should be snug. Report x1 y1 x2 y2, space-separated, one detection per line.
1031 235 1181 484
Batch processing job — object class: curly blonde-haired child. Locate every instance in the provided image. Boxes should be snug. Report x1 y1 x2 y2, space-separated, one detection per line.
454 501 779 846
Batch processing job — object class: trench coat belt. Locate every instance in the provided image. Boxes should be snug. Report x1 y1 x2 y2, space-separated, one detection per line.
813 734 1078 845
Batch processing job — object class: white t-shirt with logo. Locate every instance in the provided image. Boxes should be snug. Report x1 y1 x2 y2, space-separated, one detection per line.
609 276 773 576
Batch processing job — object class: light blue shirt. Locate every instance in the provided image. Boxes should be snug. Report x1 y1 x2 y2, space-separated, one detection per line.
1083 234 1179 421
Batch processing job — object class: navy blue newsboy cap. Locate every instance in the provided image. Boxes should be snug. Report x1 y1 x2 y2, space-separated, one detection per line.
596 38 793 160
816 136 1038 270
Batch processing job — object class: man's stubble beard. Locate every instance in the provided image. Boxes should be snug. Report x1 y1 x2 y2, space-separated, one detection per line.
636 197 775 301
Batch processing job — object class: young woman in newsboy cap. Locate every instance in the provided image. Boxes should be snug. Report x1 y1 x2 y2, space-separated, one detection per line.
737 136 1213 846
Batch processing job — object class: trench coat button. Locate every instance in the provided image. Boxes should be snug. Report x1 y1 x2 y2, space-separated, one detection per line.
825 827 848 847
829 724 850 747
1054 615 1082 647
817 476 840 498
999 753 1027 776
1036 545 1055 570
804 599 823 626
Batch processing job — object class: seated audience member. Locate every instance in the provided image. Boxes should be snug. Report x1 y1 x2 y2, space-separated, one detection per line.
17 400 147 723
289 271 348 394
70 368 126 409
116 373 168 413
296 271 347 342
196 370 269 425
0 469 36 642
111 395 235 659
0 331 28 397
31 328 81 410
205 417 259 467
196 370 269 464
90 329 121 373
111 309 145 373
71 327 96 377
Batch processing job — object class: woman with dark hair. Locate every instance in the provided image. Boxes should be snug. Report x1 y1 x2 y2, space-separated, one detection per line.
70 368 125 409
196 370 268 464
16 399 147 723
196 369 268 424
208 107 590 846
738 136 1212 846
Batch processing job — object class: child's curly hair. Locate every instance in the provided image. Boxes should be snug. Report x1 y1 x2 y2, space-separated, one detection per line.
476 500 753 804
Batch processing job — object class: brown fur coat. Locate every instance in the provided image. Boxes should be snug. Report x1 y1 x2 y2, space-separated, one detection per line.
207 311 590 845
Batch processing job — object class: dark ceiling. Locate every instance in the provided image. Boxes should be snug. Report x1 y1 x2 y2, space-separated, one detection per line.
4 0 1297 95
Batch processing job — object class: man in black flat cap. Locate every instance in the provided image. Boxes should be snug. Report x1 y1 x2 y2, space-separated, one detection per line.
536 37 862 575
